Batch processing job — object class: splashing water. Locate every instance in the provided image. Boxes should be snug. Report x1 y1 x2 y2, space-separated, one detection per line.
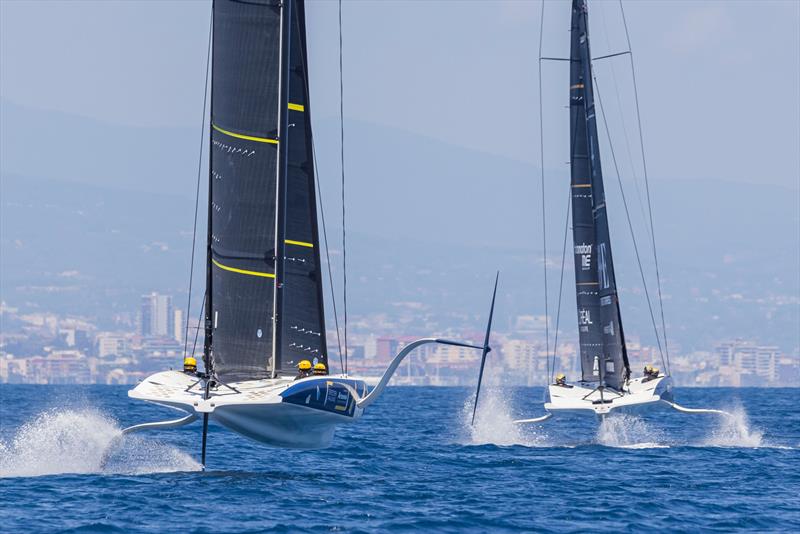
0 409 201 478
595 413 667 448
463 389 549 447
701 405 763 448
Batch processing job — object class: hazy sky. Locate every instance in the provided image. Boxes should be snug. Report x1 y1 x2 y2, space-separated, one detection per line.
1 0 798 190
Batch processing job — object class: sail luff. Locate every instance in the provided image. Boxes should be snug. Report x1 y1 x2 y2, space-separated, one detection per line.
270 0 293 378
569 0 630 389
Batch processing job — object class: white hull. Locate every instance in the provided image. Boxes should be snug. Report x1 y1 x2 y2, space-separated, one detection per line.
129 370 368 449
545 375 673 417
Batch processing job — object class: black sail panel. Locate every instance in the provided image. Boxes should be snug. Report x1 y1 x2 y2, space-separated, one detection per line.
280 0 329 375
569 0 602 384
209 0 281 381
569 0 630 389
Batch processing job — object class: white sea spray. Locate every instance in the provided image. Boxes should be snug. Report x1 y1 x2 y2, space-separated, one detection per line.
462 388 550 447
595 413 667 448
0 408 200 478
701 404 764 448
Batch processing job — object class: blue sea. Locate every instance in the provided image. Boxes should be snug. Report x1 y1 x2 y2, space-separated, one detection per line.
1 385 798 532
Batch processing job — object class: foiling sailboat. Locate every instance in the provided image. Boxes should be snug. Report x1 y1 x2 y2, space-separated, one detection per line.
538 0 671 417
478 0 730 424
121 0 490 463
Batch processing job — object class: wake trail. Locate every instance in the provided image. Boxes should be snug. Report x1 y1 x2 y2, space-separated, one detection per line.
0 408 200 478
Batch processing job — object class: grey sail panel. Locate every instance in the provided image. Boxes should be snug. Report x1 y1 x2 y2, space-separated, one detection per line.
569 0 630 389
208 0 281 382
280 0 329 375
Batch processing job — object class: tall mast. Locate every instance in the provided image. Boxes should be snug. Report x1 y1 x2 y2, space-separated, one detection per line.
270 0 293 378
203 3 216 377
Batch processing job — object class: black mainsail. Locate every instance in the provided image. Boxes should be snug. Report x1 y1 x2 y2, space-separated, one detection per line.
568 0 630 390
205 0 328 382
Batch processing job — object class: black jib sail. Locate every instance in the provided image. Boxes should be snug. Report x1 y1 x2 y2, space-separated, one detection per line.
204 0 328 382
568 0 630 389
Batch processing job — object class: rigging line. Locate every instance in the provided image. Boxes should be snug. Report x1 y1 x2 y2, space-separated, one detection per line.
537 0 551 384
550 187 572 385
594 76 666 370
183 11 213 361
312 149 344 372
619 0 671 374
592 51 630 61
554 65 585 384
597 4 650 246
291 6 344 373
338 0 349 374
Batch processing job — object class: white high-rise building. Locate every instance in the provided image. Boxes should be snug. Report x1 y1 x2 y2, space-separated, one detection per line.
173 308 184 344
140 293 173 338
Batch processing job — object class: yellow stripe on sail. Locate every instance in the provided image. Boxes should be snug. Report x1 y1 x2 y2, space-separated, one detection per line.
212 259 275 279
572 183 592 188
288 103 305 112
285 239 313 248
577 282 599 286
212 124 279 144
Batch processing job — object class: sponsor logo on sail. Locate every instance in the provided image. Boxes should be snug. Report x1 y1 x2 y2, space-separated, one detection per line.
575 243 592 271
579 309 593 326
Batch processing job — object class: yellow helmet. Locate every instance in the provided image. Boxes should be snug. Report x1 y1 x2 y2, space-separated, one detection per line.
556 373 565 380
645 364 653 371
183 356 197 371
298 360 312 370
314 363 326 371
652 367 660 375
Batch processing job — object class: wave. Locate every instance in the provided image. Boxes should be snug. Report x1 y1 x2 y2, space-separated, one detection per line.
0 409 200 478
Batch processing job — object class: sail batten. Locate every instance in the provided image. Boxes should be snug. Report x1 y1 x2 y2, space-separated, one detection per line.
569 0 630 390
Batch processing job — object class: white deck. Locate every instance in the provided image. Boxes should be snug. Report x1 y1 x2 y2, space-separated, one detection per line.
545 375 673 416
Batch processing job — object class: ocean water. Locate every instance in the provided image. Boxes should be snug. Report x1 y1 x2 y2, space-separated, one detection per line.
1 385 798 533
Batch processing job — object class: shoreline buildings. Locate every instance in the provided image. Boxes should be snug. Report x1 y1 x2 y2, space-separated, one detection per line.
0 299 797 386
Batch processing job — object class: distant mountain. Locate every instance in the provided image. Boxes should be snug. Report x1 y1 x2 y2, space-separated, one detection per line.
1 101 797 351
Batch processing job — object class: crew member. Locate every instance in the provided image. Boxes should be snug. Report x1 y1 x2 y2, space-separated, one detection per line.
555 373 567 387
643 365 660 382
296 360 313 380
183 356 197 374
312 362 328 376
